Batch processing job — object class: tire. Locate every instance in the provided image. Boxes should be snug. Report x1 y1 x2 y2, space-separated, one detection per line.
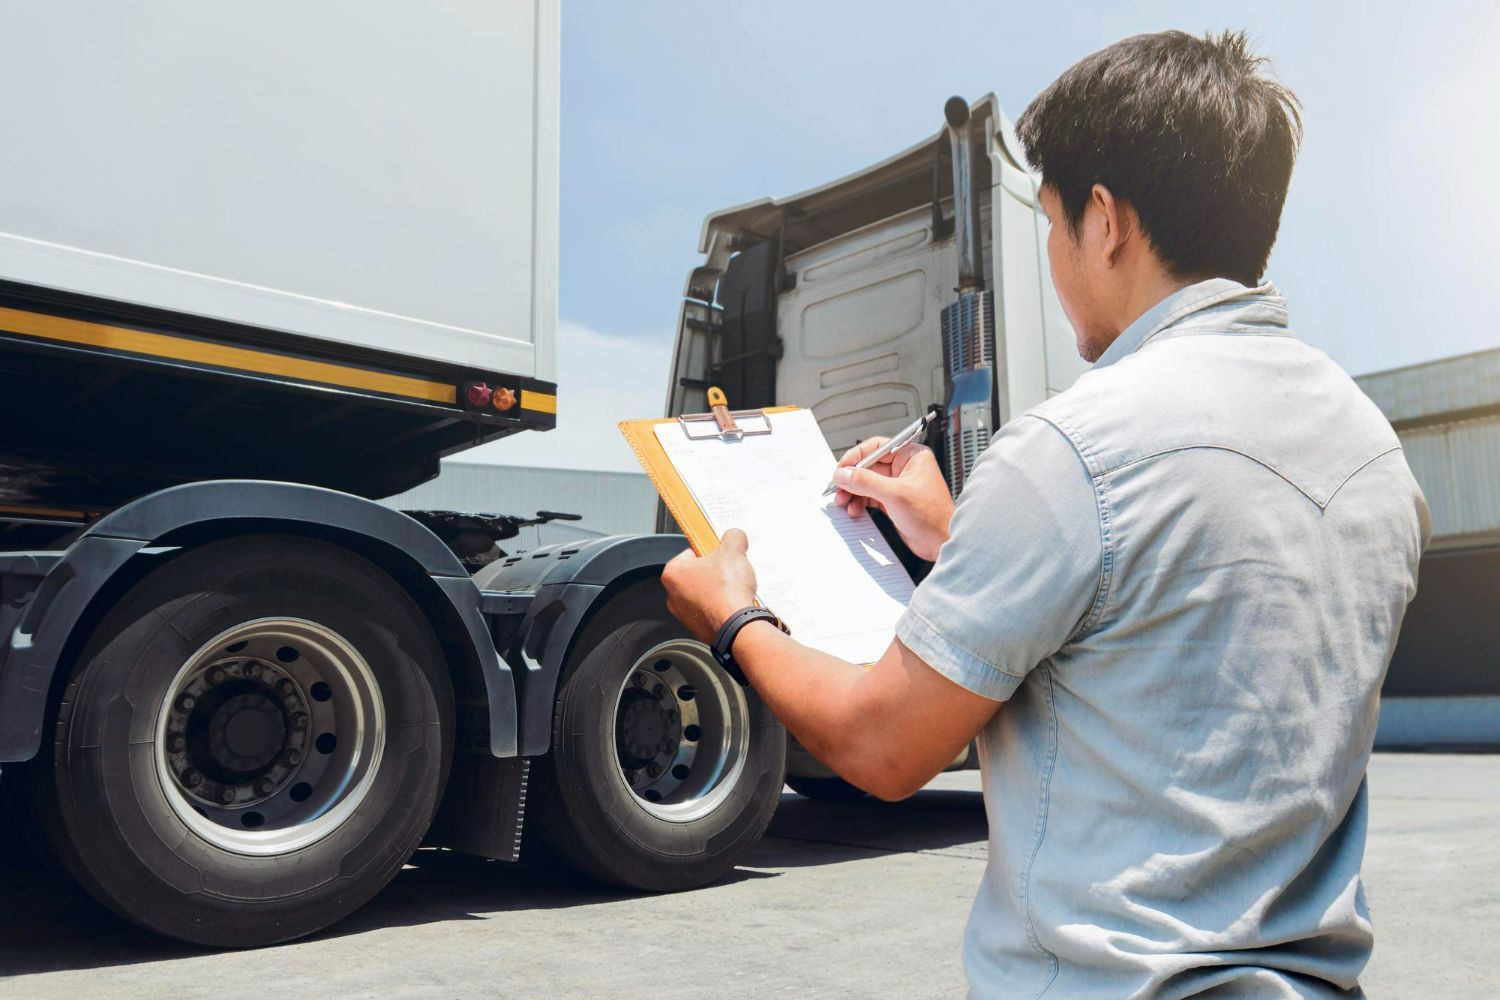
786 774 868 802
37 535 453 947
526 578 785 891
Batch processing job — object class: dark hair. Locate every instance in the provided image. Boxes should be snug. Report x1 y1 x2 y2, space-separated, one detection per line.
1016 30 1302 286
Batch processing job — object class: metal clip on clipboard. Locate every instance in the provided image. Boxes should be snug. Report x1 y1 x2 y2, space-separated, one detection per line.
675 386 774 441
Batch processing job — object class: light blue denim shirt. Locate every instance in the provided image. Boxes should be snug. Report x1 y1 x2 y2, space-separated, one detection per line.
896 279 1430 998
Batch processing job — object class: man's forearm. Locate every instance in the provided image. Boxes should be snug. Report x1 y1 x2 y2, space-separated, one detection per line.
730 621 900 798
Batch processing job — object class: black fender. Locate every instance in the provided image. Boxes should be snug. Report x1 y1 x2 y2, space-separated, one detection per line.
480 532 686 756
0 480 517 763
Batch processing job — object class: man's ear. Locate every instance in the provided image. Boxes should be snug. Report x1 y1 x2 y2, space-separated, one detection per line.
1090 183 1133 267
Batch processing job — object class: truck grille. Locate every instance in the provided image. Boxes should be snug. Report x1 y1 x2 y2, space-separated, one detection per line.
941 290 996 377
940 290 998 496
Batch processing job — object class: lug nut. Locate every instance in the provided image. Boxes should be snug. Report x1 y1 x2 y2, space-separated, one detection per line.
167 733 186 753
207 667 227 686
243 662 261 679
181 768 202 788
282 748 303 766
291 712 308 731
176 694 196 713
647 762 663 778
276 679 296 697
665 741 678 755
254 778 276 797
218 786 237 805
653 683 667 699
631 674 646 688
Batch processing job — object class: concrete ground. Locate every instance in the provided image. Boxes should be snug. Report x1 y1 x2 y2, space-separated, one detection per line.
1 753 1494 999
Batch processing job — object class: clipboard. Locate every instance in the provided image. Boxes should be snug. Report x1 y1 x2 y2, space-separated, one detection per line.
619 387 796 555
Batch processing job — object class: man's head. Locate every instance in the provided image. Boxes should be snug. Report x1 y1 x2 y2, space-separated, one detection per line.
1017 30 1302 362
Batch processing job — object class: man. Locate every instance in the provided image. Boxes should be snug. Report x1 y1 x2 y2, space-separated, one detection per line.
662 29 1429 999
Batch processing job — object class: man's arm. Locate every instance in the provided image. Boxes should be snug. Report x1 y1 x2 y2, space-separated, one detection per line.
662 415 1103 802
662 530 1000 800
729 623 1001 801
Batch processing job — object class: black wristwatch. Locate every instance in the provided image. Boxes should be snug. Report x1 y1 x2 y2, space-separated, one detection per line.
710 606 788 686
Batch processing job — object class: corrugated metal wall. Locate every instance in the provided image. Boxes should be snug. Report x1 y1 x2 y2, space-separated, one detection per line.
381 462 658 552
1355 347 1500 747
1356 347 1500 547
1356 348 1500 426
1398 417 1500 542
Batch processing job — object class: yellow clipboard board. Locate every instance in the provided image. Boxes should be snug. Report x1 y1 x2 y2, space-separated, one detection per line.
619 387 796 556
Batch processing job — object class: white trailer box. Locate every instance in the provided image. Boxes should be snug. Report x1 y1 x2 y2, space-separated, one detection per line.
0 1 560 506
0 1 557 379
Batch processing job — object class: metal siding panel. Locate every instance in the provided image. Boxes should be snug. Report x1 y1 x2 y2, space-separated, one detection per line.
1396 416 1500 539
0 2 551 376
1356 347 1500 424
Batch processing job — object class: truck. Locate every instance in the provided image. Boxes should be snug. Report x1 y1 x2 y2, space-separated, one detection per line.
0 3 791 948
0 4 1083 948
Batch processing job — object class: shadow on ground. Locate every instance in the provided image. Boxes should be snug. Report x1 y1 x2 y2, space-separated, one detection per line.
0 784 986 978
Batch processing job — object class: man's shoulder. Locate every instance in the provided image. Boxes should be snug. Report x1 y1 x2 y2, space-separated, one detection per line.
1025 333 1398 485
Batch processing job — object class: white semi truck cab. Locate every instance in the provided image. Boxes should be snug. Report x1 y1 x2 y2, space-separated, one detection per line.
666 95 1091 793
0 4 788 947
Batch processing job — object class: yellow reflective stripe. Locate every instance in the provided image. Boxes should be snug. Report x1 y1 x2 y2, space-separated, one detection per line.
0 503 91 519
521 390 557 414
0 305 457 404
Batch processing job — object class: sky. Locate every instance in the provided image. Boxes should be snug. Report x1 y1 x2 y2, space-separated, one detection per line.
477 0 1500 472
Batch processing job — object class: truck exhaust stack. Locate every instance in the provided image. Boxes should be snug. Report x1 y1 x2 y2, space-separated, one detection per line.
944 97 985 293
939 97 1000 497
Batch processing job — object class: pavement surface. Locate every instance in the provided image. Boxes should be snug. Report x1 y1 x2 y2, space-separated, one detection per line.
1 753 1495 998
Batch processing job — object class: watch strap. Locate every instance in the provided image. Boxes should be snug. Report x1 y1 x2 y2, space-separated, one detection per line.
710 606 787 686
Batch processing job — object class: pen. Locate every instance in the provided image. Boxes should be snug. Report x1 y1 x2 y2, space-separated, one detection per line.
821 411 936 498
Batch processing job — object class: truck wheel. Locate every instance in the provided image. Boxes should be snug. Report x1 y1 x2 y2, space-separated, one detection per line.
527 578 785 891
38 535 452 947
786 774 868 801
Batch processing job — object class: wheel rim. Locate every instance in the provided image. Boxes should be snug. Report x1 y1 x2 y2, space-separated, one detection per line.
610 639 751 823
154 618 385 856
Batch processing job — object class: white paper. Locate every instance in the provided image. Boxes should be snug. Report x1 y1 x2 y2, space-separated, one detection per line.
654 410 914 663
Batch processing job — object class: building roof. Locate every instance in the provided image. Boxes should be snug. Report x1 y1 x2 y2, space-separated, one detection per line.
1356 347 1500 429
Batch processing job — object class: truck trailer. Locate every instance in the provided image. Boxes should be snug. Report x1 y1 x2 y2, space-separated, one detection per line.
0 4 1084 948
0 3 790 947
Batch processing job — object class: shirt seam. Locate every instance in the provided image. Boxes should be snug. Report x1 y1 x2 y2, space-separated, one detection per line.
1024 413 1115 638
1323 445 1404 510
1025 663 1062 998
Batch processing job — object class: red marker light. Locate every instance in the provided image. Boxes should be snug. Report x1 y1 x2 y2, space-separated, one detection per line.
464 381 492 408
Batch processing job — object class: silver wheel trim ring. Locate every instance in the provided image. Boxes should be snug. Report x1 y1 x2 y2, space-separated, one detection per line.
153 618 386 856
609 638 751 824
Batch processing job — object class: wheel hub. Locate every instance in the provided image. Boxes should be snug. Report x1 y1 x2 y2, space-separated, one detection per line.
168 666 308 808
214 694 285 768
611 640 749 823
154 618 385 856
617 690 679 766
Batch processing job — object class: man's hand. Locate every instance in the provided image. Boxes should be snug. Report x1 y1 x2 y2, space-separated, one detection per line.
661 528 759 644
833 437 955 561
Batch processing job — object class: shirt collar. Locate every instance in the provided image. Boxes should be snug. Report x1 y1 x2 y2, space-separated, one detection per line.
1093 277 1287 370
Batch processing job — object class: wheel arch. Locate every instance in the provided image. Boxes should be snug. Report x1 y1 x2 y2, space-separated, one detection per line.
0 480 517 763
478 532 685 757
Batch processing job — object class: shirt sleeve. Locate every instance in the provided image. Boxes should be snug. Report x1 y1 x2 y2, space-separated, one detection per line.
895 414 1104 701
